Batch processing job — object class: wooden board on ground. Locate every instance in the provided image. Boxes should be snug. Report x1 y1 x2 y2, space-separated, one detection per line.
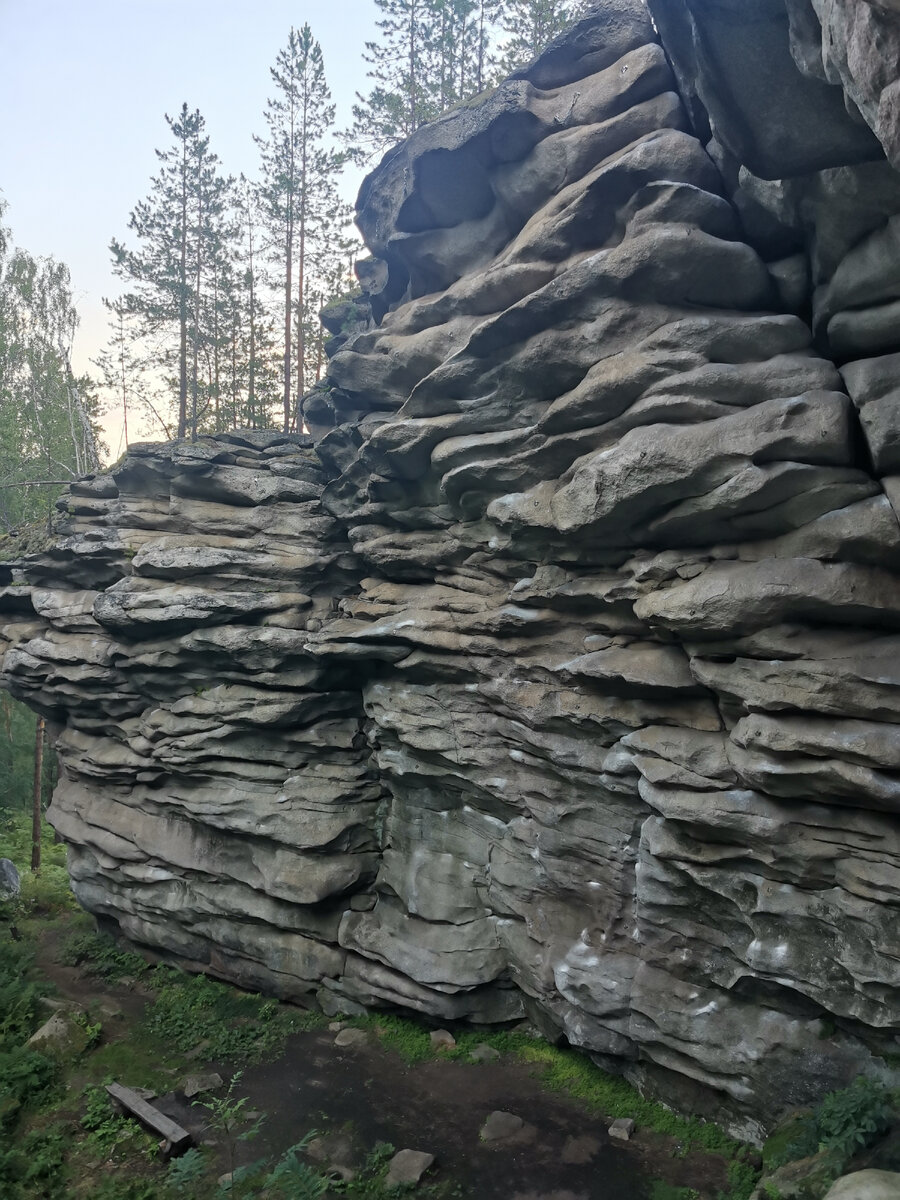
105 1082 192 1154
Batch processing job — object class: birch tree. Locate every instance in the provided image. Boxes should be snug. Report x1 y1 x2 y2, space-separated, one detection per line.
0 202 101 531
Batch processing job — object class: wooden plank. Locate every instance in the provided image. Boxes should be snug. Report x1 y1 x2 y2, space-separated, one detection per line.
105 1082 192 1151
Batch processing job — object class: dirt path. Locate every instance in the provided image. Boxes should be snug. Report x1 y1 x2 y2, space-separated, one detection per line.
30 926 729 1199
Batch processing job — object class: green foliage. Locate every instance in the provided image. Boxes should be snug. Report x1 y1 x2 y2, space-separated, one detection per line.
0 1044 59 1130
256 1137 328 1200
0 700 55 816
80 1085 158 1162
768 1114 820 1168
722 1157 760 1200
512 1040 735 1156
164 1146 206 1193
0 1122 69 1199
61 931 151 981
0 941 42 1051
764 1077 895 1178
817 1077 894 1162
332 1141 397 1198
90 1180 161 1200
649 1184 700 1200
146 971 320 1063
0 807 74 918
0 201 103 530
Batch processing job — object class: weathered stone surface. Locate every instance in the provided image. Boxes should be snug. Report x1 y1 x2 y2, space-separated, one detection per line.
2 0 899 1140
0 858 20 901
385 1149 435 1188
824 1172 900 1200
480 1112 525 1143
608 1118 635 1142
180 1073 223 1099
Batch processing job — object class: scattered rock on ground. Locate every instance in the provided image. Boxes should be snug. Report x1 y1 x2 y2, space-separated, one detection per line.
334 1028 368 1049
469 1042 500 1063
181 1072 224 1099
385 1149 435 1188
481 1111 525 1142
608 1118 635 1142
430 1029 456 1050
27 1011 91 1055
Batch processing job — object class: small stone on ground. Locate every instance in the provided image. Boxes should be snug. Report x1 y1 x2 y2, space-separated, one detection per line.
469 1042 500 1063
481 1110 525 1142
181 1071 224 1098
430 1028 456 1050
334 1027 368 1048
386 1149 435 1188
608 1118 635 1142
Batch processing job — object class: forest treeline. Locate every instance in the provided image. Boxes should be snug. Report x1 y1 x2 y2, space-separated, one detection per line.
0 0 585 538
103 0 590 446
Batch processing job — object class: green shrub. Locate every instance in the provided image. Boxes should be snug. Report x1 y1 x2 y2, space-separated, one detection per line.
0 1121 69 1199
0 941 43 1051
818 1077 894 1163
61 931 151 981
0 1045 59 1130
146 972 314 1063
80 1084 156 1160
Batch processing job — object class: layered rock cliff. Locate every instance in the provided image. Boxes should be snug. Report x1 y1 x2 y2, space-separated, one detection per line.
2 0 899 1137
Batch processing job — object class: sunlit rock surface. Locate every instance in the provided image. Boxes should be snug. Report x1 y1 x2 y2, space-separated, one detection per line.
2 0 899 1135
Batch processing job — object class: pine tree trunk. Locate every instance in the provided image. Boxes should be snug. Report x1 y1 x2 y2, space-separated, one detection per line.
31 716 45 872
283 229 293 433
178 140 189 439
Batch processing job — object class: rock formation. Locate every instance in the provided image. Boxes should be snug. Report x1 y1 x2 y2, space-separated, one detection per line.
2 0 899 1137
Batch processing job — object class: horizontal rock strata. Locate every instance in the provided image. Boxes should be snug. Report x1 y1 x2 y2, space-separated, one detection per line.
2 0 899 1137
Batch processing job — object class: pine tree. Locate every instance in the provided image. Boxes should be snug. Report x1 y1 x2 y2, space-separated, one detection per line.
110 104 232 440
497 0 582 74
94 300 173 451
347 0 505 160
346 0 440 159
256 24 349 432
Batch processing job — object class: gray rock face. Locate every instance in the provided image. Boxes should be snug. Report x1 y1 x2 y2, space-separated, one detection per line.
0 858 20 901
2 1 899 1138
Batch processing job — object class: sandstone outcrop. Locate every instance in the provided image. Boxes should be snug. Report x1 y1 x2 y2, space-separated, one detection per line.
2 0 899 1137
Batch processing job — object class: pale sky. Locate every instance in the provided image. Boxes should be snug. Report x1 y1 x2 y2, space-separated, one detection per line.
0 0 379 455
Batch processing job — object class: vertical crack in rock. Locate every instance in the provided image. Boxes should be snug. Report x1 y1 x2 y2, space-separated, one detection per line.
2 0 899 1135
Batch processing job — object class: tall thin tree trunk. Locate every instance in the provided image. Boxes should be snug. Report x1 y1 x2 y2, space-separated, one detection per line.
248 221 257 428
410 0 418 132
119 310 130 449
178 138 189 439
191 166 203 442
283 226 293 433
296 89 309 434
31 716 45 872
